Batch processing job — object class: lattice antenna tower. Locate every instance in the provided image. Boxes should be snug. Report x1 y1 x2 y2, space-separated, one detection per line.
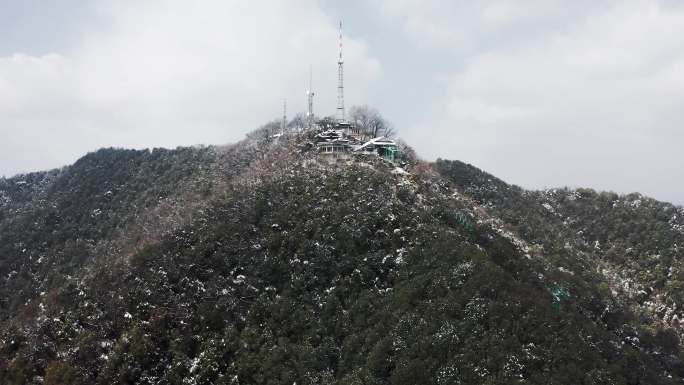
336 21 345 123
281 99 287 135
307 65 315 129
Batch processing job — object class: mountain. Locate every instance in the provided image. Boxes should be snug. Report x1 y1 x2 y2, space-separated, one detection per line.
1 125 684 385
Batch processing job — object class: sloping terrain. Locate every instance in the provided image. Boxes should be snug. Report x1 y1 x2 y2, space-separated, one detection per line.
436 159 684 330
436 159 684 377
0 130 683 384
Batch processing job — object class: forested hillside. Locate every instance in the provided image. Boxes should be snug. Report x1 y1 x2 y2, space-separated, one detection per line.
1 128 683 384
436 159 684 330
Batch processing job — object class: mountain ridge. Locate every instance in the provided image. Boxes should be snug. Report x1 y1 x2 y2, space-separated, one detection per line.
1 127 684 384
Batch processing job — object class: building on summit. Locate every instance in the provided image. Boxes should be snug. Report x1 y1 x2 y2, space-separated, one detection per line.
314 21 398 161
278 20 398 161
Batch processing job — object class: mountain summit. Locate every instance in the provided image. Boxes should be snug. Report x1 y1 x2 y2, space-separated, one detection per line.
1 124 684 384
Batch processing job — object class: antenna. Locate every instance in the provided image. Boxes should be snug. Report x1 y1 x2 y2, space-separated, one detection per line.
307 65 315 129
281 99 287 135
336 20 345 123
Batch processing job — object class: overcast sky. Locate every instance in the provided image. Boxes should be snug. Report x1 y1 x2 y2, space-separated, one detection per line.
1 1 683 204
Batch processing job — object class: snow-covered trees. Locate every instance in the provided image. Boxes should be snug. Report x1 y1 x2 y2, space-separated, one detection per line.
1 122 684 384
348 105 395 140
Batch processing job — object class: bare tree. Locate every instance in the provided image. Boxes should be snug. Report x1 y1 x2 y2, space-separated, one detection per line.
349 105 395 140
246 120 281 140
288 113 307 132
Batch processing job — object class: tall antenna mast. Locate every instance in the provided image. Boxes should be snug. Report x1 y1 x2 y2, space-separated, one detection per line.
336 20 345 123
307 65 314 129
281 99 287 135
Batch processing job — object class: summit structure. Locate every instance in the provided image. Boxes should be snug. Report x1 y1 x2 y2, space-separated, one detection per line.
307 66 315 129
272 20 397 161
312 20 397 161
336 21 345 123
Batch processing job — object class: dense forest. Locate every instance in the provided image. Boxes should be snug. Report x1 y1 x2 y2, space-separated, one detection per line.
1 126 683 384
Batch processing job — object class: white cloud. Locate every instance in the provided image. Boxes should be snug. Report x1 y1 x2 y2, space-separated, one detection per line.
3 1 684 204
378 0 598 52
381 0 684 203
0 0 380 176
